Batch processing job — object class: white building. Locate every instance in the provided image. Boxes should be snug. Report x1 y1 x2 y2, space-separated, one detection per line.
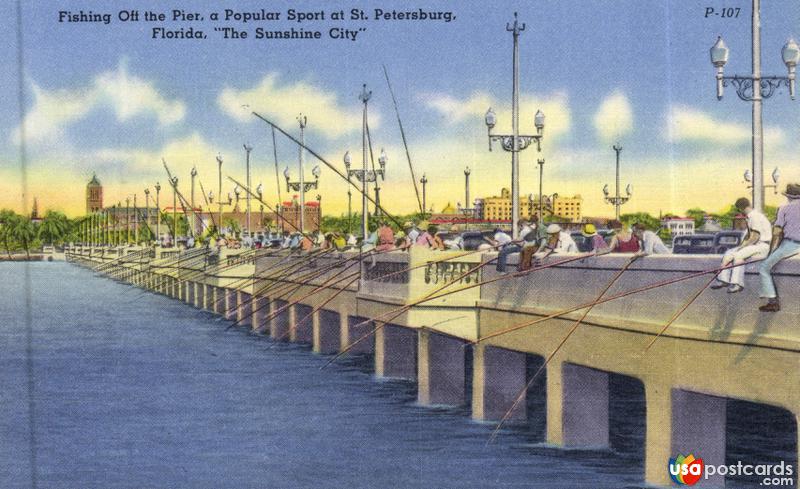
661 217 695 236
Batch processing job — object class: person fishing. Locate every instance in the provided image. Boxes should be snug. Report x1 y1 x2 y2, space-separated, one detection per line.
496 220 533 272
579 223 608 252
711 197 771 294
376 221 396 251
759 183 800 312
518 223 578 270
632 222 670 255
608 220 639 253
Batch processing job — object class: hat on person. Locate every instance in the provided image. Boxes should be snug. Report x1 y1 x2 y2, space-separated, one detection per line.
395 230 406 239
546 223 561 234
403 221 414 229
419 220 430 229
783 183 800 199
449 225 459 233
581 223 597 237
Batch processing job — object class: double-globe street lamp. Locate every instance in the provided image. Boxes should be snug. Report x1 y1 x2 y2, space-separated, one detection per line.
602 144 632 220
484 12 545 239
710 0 799 212
343 84 388 238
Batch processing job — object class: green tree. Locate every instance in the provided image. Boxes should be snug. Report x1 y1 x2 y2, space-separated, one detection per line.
620 212 661 230
11 216 36 259
0 209 19 258
685 208 711 229
38 210 71 245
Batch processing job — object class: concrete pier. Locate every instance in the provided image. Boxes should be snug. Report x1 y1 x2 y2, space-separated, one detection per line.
271 299 290 341
375 324 417 380
293 304 313 345
472 344 527 421
315 309 340 354
417 330 466 406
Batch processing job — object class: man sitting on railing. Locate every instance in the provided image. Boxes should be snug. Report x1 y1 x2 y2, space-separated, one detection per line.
711 197 771 294
759 184 800 312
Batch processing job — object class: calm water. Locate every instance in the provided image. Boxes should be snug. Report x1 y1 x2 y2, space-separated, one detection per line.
0 262 794 488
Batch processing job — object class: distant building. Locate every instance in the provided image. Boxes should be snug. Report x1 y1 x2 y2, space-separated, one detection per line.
700 215 722 233
277 195 321 233
86 173 103 213
661 216 695 236
481 187 583 223
30 197 43 224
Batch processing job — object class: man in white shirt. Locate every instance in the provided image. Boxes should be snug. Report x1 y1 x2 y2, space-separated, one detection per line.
713 197 772 293
633 223 670 255
534 224 578 258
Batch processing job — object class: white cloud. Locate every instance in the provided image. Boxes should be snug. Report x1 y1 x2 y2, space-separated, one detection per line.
218 73 373 140
593 91 633 143
666 105 785 146
420 90 572 141
12 61 185 145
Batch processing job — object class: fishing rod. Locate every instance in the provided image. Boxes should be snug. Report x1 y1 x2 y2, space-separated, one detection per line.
487 254 639 443
383 64 423 213
473 257 770 346
251 111 404 230
323 251 598 368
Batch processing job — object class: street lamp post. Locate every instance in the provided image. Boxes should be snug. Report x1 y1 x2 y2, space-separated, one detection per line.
243 145 252 235
484 12 545 239
144 188 150 244
134 193 138 244
256 183 263 232
190 166 197 237
710 0 798 212
602 144 632 220
284 163 320 232
171 176 179 246
154 182 161 245
216 153 223 237
125 197 131 244
537 158 545 223
420 173 428 215
464 166 471 213
744 167 781 194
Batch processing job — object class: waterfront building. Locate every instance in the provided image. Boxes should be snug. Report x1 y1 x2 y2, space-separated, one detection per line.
482 188 583 223
278 195 321 233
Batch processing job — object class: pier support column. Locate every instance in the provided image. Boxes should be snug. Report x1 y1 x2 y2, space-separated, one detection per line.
417 330 465 406
314 309 340 354
271 299 290 341
195 282 204 308
251 296 270 333
644 387 727 488
472 344 527 422
237 291 252 327
215 287 225 315
547 362 609 448
204 284 213 311
292 304 313 344
225 288 237 321
343 315 374 354
184 282 192 304
375 324 416 380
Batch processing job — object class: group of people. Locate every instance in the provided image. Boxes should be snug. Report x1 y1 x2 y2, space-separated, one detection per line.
712 184 800 312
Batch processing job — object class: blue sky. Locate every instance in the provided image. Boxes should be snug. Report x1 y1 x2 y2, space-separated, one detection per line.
1 0 799 217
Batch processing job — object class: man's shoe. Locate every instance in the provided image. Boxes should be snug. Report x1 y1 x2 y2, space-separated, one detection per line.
710 281 729 290
727 285 744 294
759 301 781 312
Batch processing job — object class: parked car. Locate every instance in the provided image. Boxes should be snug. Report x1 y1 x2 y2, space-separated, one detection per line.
672 234 716 254
713 230 747 254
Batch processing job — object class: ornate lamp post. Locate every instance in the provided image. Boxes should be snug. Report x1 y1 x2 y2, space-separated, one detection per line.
744 167 780 194
170 176 179 246
133 193 139 244
207 188 233 236
216 153 224 237
154 182 161 245
284 165 320 232
144 188 151 244
484 13 546 239
602 144 632 220
125 197 131 244
710 0 798 212
190 166 197 237
243 145 252 235
256 183 264 232
343 84 387 238
420 173 428 215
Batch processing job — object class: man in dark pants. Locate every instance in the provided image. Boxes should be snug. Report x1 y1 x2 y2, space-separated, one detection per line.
759 183 800 312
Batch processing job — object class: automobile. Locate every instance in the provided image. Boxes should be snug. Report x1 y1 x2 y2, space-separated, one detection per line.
672 233 718 254
713 230 747 254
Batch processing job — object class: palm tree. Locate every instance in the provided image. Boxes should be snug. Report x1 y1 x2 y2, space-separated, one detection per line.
11 216 36 259
0 209 19 258
38 210 71 245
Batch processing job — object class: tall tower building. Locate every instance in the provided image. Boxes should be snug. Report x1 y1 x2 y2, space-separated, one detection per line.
86 173 103 213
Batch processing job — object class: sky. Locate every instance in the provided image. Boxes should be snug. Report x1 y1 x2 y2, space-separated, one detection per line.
1 0 799 219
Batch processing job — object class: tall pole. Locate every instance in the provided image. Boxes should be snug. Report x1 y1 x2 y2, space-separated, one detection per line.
420 174 428 214
464 167 471 211
538 159 544 223
359 85 371 239
613 144 622 220
144 189 150 244
298 115 307 234
347 186 352 234
190 167 197 237
751 0 764 212
172 177 178 246
126 197 130 244
509 15 523 239
217 154 223 237
134 194 138 244
243 146 252 235
155 184 161 245
374 187 381 217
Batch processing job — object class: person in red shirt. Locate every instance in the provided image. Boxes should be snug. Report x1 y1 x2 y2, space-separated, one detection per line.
608 220 640 253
